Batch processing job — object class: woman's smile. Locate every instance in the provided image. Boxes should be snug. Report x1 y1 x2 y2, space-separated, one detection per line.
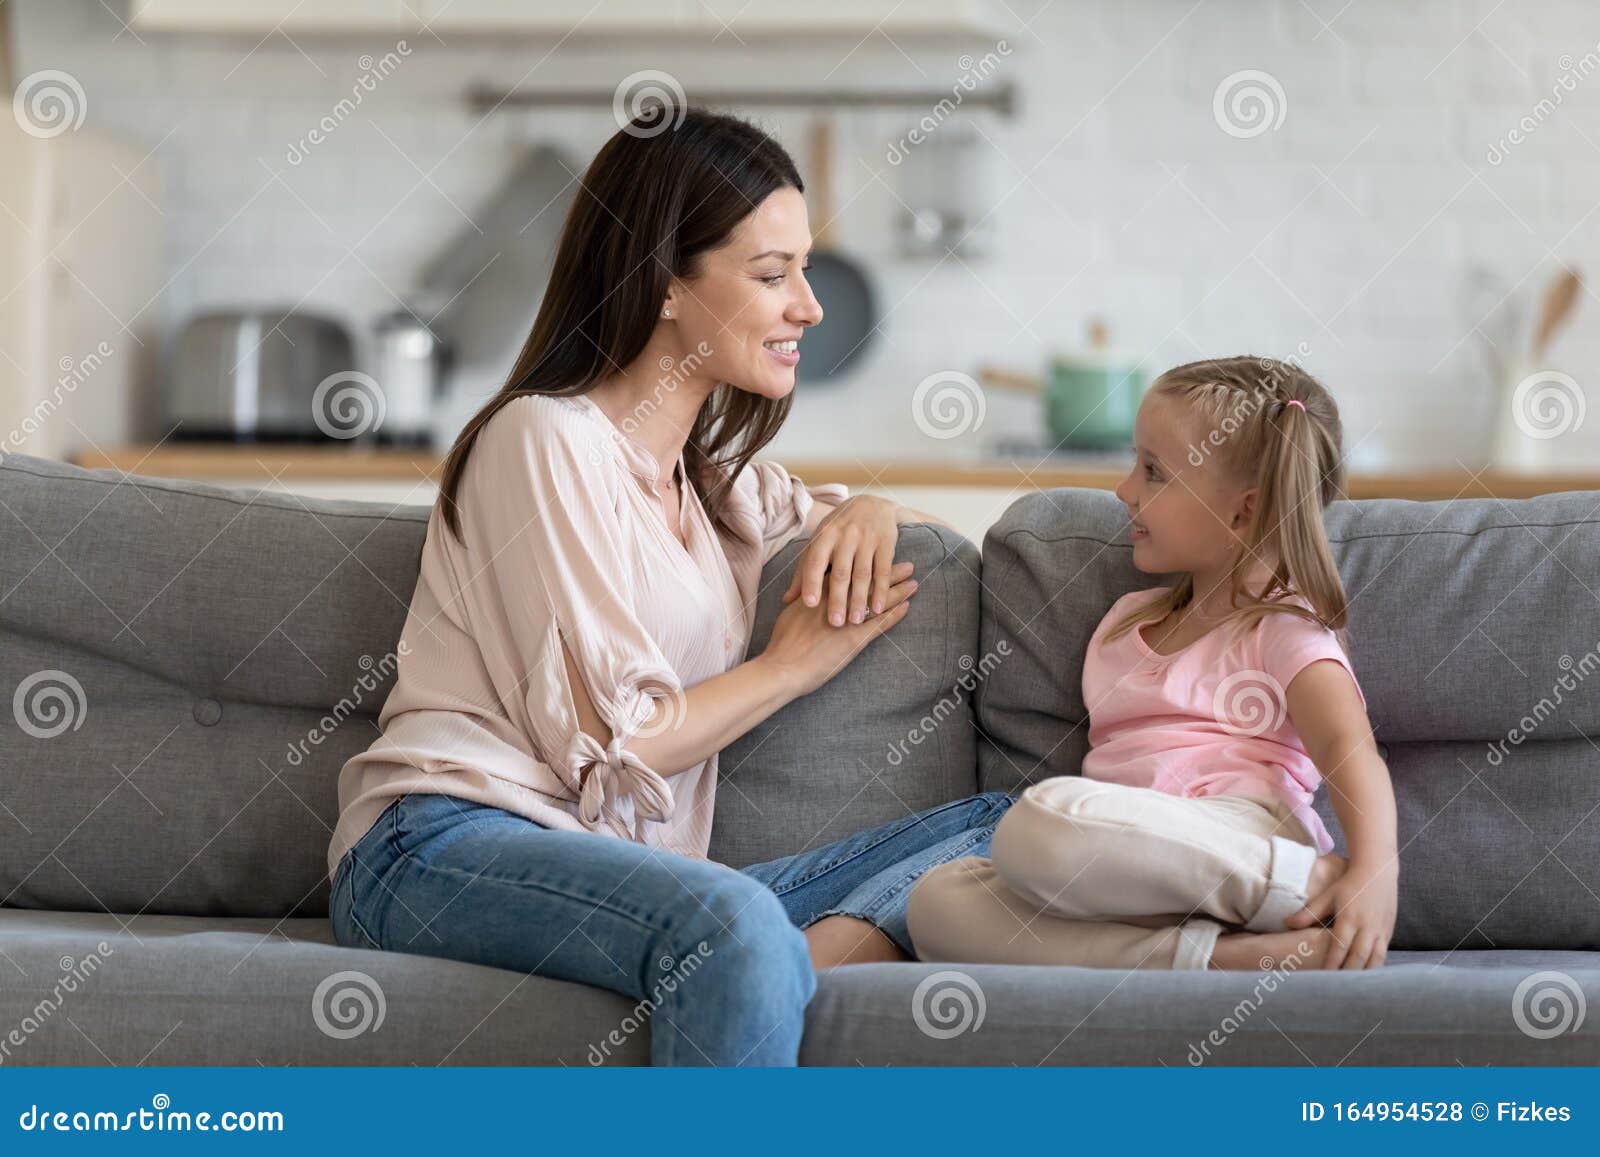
762 336 801 367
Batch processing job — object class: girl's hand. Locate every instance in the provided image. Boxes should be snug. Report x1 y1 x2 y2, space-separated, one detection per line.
1285 856 1397 969
781 495 904 628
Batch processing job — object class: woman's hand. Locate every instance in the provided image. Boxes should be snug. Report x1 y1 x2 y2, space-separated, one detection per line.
1285 856 1398 969
781 495 904 627
762 561 918 696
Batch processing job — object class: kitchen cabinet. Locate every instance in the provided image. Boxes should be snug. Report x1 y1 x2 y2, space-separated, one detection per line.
692 1 994 34
0 122 161 462
129 1 415 31
416 1 698 32
130 0 994 36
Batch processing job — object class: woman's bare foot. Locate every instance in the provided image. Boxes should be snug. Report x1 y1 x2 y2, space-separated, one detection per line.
1208 927 1332 970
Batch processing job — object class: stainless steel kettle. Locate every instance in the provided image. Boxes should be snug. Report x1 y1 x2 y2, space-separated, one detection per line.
372 310 450 447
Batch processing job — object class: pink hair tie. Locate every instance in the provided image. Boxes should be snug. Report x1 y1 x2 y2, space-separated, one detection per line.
1284 399 1305 412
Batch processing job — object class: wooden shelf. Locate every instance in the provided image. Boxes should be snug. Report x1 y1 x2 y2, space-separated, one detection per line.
66 444 1600 502
70 443 445 482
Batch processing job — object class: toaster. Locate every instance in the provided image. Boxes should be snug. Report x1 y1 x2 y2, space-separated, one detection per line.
165 310 359 441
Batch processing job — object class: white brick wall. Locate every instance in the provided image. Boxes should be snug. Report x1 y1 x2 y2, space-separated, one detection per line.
12 0 1600 469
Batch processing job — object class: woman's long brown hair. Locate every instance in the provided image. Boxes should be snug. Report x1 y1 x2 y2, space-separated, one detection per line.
1104 355 1350 643
436 107 804 544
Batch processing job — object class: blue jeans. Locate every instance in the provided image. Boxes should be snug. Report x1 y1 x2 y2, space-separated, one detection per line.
328 788 1014 1066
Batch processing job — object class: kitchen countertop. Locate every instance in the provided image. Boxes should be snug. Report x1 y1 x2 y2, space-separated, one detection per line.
65 444 1600 501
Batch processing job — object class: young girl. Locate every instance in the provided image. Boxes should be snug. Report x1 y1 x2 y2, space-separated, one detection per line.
908 356 1398 971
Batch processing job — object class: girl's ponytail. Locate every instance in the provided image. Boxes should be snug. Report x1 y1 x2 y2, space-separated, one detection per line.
1249 388 1347 631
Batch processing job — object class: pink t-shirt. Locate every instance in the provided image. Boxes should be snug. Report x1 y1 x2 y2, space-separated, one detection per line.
1078 587 1366 854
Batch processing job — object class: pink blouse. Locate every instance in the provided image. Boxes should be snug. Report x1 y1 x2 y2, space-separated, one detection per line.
327 392 848 881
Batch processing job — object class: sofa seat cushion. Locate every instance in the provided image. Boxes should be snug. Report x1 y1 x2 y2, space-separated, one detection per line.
0 910 647 1065
799 957 1600 1065
5 912 1594 1066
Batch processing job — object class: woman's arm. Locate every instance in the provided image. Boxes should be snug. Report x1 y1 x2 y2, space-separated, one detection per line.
1283 659 1399 969
562 640 801 782
565 560 921 784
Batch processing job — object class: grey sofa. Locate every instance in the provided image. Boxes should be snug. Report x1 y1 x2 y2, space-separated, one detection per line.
1 450 1596 1065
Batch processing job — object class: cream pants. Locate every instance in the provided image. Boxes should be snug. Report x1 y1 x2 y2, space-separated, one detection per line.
907 776 1321 970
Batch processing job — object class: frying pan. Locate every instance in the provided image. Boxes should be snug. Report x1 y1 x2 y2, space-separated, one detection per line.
798 117 878 384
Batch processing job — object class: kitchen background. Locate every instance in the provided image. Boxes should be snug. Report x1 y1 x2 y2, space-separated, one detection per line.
1 0 1597 543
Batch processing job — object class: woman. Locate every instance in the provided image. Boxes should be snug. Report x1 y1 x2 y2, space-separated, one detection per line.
326 108 1014 1066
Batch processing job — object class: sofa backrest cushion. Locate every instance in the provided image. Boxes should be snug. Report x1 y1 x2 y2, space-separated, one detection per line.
977 487 1600 951
710 524 983 867
0 454 427 918
0 454 980 918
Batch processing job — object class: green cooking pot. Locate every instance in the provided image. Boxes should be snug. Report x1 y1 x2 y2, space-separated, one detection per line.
980 338 1147 451
1042 355 1147 450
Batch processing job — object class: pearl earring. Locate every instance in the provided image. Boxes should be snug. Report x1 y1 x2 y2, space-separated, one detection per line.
662 308 672 318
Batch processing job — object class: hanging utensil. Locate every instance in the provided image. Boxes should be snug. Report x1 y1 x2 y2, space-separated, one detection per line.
797 116 878 385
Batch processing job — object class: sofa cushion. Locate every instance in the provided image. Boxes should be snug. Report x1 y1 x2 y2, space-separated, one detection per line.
799 955 1600 1064
0 454 427 920
0 453 979 919
976 487 1600 951
0 910 648 1065
5 912 1593 1065
710 524 983 868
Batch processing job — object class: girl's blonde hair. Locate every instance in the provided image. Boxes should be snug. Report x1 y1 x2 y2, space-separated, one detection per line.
1105 354 1349 644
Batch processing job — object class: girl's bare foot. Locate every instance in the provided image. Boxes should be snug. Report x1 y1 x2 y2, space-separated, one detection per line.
804 914 909 968
1208 927 1332 970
